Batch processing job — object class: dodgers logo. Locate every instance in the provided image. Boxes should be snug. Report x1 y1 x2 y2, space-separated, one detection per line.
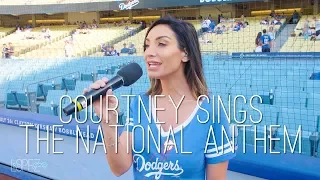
133 154 184 180
119 0 139 10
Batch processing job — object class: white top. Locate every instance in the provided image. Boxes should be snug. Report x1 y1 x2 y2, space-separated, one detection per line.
315 20 320 31
255 46 262 52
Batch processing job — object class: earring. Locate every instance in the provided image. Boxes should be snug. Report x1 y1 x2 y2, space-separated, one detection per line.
184 52 188 57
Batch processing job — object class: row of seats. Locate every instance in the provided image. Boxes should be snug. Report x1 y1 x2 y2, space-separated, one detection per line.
0 27 16 38
91 20 202 56
0 25 78 57
18 25 141 58
1 56 319 155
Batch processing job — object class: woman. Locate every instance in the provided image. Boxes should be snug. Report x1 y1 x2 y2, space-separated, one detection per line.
267 26 275 49
85 16 236 179
255 32 262 46
310 16 320 41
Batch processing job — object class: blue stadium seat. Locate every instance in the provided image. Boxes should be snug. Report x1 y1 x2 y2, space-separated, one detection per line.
278 107 317 137
5 91 36 111
5 91 19 110
60 78 77 91
39 102 59 116
306 93 320 110
36 83 57 101
46 90 67 105
80 73 95 82
274 91 307 109
304 81 320 93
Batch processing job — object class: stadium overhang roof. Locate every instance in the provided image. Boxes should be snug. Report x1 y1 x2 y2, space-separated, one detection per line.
0 0 261 15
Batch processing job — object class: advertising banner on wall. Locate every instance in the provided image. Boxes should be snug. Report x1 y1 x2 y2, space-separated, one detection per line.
113 0 260 10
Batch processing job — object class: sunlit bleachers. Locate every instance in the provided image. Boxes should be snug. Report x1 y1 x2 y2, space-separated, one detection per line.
280 15 320 52
19 25 141 58
0 25 78 57
91 20 202 57
201 16 286 53
0 27 15 38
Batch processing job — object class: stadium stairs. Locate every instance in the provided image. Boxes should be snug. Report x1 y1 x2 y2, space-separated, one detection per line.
280 14 320 52
273 24 296 52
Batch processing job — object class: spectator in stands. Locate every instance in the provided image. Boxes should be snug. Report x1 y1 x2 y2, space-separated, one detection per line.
15 27 22 34
201 18 210 33
310 16 320 41
209 20 216 32
219 14 225 23
215 27 223 34
255 32 262 46
64 40 74 58
128 44 136 55
270 10 275 18
280 12 286 19
292 10 299 24
8 42 14 58
101 44 111 56
255 41 263 52
2 44 9 59
233 23 241 32
260 29 272 52
121 43 130 53
260 17 269 25
268 26 276 49
220 25 226 32
271 18 282 25
44 28 51 42
110 46 118 56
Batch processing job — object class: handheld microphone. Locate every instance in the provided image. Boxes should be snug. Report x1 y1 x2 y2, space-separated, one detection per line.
63 62 143 116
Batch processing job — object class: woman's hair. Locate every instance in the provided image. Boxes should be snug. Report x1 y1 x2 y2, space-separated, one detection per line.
256 32 262 45
144 16 208 98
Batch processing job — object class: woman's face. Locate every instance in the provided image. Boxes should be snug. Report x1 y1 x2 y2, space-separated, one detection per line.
144 24 186 79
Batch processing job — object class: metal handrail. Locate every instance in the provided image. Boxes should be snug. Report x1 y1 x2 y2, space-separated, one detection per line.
25 71 80 93
23 71 80 112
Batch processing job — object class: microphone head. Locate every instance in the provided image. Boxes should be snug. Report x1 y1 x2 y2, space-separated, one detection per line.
117 62 143 86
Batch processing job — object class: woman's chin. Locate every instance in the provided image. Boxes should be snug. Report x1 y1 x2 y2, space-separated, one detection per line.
147 72 163 79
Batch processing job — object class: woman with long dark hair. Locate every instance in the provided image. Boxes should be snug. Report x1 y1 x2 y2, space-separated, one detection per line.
255 32 262 46
85 16 236 180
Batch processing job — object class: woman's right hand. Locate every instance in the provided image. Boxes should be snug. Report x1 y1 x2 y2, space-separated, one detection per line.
83 77 120 125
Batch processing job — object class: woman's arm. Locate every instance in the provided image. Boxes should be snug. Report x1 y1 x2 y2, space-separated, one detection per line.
206 161 229 180
102 124 133 176
87 79 134 177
